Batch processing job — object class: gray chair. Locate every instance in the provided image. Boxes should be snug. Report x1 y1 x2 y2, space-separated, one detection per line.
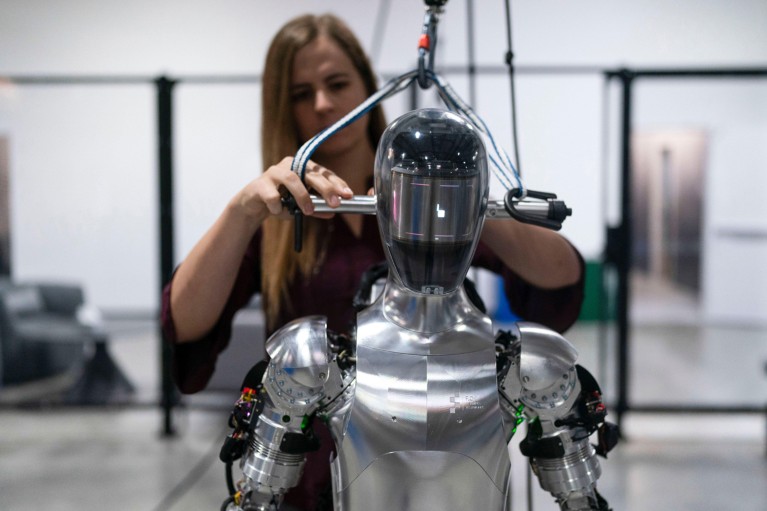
0 282 89 386
0 281 133 404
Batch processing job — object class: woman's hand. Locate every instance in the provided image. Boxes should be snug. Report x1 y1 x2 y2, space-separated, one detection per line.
232 156 354 223
169 156 353 343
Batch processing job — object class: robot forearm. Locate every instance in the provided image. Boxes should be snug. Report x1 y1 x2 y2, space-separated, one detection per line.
518 396 610 511
219 318 355 511
221 386 311 511
497 323 618 511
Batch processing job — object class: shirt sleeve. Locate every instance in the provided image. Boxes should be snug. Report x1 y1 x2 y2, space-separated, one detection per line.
160 235 262 394
472 238 585 334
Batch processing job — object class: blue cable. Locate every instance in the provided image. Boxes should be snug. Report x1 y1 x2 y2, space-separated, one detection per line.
290 68 526 198
292 71 417 180
430 72 525 197
432 81 516 191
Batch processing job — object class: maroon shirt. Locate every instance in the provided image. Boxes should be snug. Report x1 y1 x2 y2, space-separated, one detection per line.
161 213 584 510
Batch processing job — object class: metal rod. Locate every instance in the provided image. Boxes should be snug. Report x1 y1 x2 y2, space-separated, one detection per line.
597 75 612 389
1 75 155 85
466 0 477 106
6 66 766 88
310 196 551 218
409 72 419 111
311 195 377 214
605 67 767 79
503 0 522 176
157 76 177 437
615 70 633 429
0 74 262 85
622 404 766 414
485 200 549 218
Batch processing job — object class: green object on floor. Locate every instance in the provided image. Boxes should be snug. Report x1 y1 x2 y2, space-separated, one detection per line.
579 260 614 322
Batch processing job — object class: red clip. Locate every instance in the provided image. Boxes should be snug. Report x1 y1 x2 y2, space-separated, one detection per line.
418 34 430 50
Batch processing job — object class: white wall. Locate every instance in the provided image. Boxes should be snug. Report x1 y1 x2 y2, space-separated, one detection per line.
1 0 766 318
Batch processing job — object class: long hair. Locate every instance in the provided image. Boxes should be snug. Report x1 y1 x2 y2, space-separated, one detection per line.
260 14 387 330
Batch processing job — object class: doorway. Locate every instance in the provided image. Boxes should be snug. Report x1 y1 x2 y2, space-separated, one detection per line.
631 129 707 324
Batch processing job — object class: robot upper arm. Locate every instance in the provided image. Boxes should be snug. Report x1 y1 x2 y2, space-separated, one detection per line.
499 322 580 418
220 316 356 510
263 316 331 414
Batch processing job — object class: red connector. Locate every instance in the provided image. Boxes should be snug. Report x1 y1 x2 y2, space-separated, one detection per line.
418 34 430 50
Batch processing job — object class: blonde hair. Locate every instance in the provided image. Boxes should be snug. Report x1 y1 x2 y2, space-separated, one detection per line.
260 14 387 330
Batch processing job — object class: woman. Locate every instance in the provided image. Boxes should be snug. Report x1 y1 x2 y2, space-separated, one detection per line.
162 13 584 511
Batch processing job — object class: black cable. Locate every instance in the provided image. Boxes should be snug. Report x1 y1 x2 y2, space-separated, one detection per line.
370 0 392 66
225 460 236 496
220 496 235 511
503 0 522 176
149 426 227 511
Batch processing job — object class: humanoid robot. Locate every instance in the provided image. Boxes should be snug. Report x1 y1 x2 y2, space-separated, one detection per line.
218 109 618 511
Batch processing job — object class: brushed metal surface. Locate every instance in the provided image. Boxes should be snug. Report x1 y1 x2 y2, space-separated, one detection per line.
328 279 510 510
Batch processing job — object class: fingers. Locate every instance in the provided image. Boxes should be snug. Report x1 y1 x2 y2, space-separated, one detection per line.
279 169 316 215
303 160 353 209
254 158 313 217
254 158 353 220
259 183 286 216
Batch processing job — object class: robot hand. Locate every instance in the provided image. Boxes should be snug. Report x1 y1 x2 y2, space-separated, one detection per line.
218 317 355 511
497 323 619 511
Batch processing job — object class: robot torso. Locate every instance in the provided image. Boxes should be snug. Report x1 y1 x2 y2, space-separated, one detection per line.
327 280 511 510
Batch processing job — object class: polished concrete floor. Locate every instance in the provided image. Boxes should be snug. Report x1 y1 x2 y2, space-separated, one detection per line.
0 316 765 511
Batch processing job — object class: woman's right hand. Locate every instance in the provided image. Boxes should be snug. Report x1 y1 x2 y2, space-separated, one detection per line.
169 156 354 343
232 156 355 224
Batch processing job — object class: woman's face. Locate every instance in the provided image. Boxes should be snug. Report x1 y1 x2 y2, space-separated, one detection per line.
290 34 371 157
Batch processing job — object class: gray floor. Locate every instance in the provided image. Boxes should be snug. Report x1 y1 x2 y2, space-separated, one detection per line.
1 317 765 511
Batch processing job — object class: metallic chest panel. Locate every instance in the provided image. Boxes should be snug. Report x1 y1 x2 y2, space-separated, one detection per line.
330 296 510 510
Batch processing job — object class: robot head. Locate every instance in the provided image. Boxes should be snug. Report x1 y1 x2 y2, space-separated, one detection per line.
375 109 488 295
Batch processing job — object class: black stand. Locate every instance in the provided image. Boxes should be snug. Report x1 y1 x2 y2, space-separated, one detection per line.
63 338 135 405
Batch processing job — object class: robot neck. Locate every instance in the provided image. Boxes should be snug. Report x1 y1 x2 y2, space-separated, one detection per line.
381 273 480 334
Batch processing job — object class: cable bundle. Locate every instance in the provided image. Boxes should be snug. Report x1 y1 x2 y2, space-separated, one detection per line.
290 69 526 198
